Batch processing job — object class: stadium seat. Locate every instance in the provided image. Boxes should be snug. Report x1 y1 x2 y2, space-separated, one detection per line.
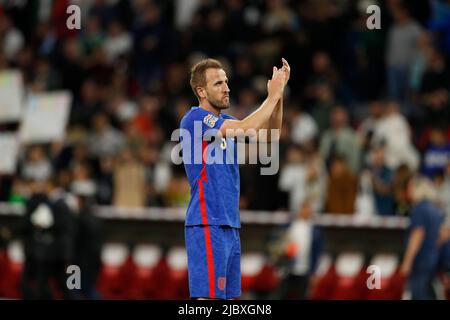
308 254 337 300
241 252 265 294
2 241 24 299
96 243 129 299
127 244 163 299
164 247 189 299
252 262 280 297
329 251 367 300
364 253 404 300
0 247 8 297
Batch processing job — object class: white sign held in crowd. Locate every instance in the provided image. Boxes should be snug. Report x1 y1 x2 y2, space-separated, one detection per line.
19 91 72 143
0 134 20 174
0 70 24 123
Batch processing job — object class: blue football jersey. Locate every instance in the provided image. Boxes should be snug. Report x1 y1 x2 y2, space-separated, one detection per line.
180 106 240 228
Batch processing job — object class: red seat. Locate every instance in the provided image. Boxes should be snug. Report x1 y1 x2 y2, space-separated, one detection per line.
252 263 280 293
127 244 163 299
329 252 366 300
96 243 129 299
164 247 189 300
241 252 264 294
364 253 405 300
2 241 24 299
309 254 337 300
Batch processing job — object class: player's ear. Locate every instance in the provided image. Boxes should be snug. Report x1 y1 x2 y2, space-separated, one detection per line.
197 86 207 99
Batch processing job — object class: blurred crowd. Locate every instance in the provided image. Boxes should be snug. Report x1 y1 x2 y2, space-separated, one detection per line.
0 0 450 299
0 0 449 219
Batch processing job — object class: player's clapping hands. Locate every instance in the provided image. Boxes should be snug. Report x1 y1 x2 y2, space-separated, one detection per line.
267 58 290 101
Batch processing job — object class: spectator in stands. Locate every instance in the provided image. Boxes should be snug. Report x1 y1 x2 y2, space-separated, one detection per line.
80 16 105 57
434 162 450 297
369 145 396 216
21 178 77 299
163 173 190 208
71 182 103 300
113 147 146 208
279 145 309 215
96 156 114 205
21 145 53 182
276 200 323 299
428 0 450 56
131 94 161 142
400 176 444 300
310 82 336 133
290 106 318 147
372 100 420 171
419 48 450 129
410 32 433 95
8 178 27 205
324 155 358 214
393 163 413 216
357 100 384 166
70 162 97 201
103 20 132 63
320 106 361 173
422 128 450 178
139 143 172 206
279 144 326 215
434 161 450 223
87 112 125 158
70 79 103 128
386 2 423 103
0 14 24 61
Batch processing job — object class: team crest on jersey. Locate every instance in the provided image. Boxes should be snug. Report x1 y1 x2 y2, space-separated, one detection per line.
203 114 219 128
218 277 226 291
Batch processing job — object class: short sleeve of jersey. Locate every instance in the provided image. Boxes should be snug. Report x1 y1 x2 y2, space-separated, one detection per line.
410 205 426 229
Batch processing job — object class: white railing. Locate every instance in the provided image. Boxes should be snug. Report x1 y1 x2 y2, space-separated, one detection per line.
0 202 409 229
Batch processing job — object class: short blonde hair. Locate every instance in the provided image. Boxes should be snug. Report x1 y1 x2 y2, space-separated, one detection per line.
410 176 437 203
190 58 224 100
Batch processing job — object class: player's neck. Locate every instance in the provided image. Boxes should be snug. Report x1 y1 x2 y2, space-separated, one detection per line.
199 101 220 116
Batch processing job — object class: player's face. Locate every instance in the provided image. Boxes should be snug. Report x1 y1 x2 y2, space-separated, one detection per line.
204 68 230 109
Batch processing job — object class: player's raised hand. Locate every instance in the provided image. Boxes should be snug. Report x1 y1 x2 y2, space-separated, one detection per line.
281 58 290 85
267 66 286 101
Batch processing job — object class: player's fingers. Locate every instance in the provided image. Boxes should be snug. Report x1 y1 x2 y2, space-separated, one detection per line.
282 58 290 71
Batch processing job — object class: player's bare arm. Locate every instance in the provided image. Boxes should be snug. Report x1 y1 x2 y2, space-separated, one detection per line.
264 58 290 142
219 66 286 138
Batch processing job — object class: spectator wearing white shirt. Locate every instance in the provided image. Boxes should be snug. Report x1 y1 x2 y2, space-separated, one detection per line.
276 201 323 299
290 107 318 146
21 146 53 182
0 14 24 61
103 20 132 63
372 100 420 171
87 112 125 158
279 145 326 215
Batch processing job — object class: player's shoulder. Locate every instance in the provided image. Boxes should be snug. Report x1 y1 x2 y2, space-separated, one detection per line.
181 106 223 127
180 106 200 128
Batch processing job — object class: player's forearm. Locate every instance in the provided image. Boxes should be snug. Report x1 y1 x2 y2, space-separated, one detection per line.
270 96 283 130
261 97 283 142
402 228 424 267
240 95 280 131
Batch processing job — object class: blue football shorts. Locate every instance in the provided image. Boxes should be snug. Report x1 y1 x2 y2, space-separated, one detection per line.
185 225 241 299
